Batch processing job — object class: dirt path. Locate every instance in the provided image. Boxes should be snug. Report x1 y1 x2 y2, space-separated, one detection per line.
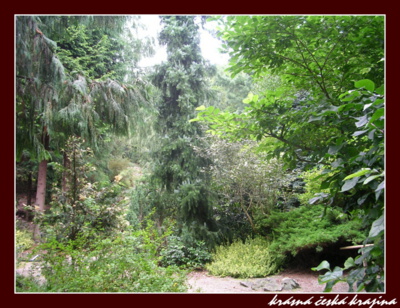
186 269 350 293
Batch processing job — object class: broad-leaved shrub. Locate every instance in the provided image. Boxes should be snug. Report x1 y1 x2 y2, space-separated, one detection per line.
160 235 212 269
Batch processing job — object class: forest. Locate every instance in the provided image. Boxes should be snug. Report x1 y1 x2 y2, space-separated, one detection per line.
15 15 384 293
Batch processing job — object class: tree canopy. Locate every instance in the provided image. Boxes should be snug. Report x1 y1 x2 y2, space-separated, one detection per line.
192 15 385 291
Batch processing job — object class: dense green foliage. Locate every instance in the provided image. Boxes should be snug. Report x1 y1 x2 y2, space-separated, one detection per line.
192 15 384 292
207 67 253 111
194 134 297 232
149 16 219 246
257 204 366 256
16 15 385 293
312 214 384 292
206 237 283 278
17 229 187 293
160 235 212 269
219 15 383 93
16 16 151 161
36 137 128 243
56 24 126 80
296 167 332 206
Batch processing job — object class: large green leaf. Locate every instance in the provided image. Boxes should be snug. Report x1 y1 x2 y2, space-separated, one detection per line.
369 215 384 238
344 257 355 270
355 115 369 128
352 130 367 137
343 168 371 181
355 79 375 92
369 108 384 123
319 266 343 283
341 177 359 192
312 260 331 272
363 175 381 185
375 180 385 192
328 145 343 155
375 85 384 95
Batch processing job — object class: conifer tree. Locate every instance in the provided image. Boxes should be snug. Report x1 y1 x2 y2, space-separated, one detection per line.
16 16 153 230
150 16 217 244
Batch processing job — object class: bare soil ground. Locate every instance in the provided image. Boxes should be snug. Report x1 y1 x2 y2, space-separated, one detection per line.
186 269 350 293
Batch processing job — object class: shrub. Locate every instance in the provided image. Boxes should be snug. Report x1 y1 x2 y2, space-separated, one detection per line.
25 231 188 293
19 208 189 293
205 237 283 278
213 202 254 243
256 204 367 257
160 235 212 269
38 180 128 243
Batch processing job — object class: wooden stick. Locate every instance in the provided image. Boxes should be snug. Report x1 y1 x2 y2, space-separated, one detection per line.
340 244 374 250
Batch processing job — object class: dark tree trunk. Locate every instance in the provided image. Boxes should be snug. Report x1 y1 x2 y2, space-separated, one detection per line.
62 151 71 192
27 172 32 206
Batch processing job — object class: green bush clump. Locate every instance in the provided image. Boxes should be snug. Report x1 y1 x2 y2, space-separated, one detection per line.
205 237 283 278
160 235 212 269
256 204 366 257
19 232 188 293
18 210 188 293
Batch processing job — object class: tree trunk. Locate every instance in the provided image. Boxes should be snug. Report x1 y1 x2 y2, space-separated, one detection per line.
28 172 34 205
62 151 71 192
35 159 48 212
32 126 50 240
33 159 48 240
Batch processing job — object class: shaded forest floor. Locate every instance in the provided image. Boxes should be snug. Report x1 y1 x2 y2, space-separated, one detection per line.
16 194 354 294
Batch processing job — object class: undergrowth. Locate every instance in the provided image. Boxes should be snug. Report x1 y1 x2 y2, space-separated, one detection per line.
205 237 283 278
16 231 188 293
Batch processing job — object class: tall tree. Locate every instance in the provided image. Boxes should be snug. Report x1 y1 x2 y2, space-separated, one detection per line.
193 15 385 291
150 16 217 243
16 16 152 227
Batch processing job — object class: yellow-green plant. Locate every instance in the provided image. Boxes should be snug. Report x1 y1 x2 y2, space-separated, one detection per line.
206 237 283 278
